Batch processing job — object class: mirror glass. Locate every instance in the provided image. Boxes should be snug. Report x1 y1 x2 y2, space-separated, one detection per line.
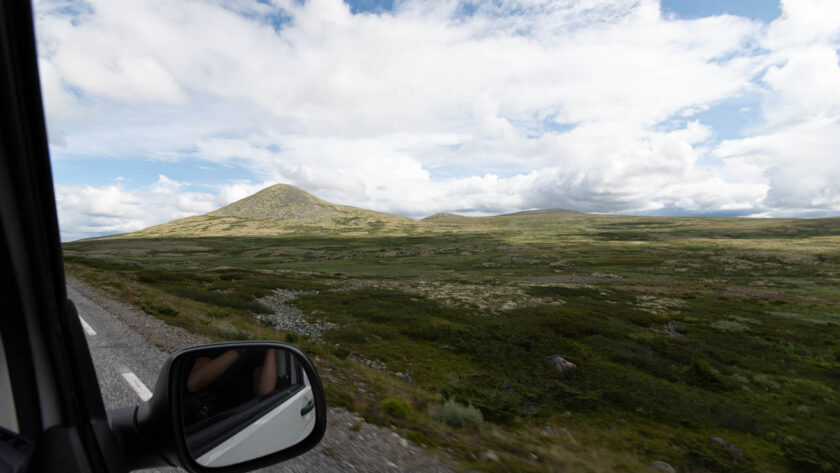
178 345 316 467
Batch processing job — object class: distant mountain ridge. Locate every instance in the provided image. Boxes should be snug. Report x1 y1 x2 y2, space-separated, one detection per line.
422 208 580 222
119 184 421 238
208 184 414 225
110 183 584 239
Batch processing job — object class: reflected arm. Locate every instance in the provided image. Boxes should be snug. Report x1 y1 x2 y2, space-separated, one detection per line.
187 350 240 392
254 348 277 396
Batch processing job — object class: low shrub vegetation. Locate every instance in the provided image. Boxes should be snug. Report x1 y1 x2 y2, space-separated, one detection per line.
381 398 411 419
430 399 483 429
139 300 178 317
63 214 840 472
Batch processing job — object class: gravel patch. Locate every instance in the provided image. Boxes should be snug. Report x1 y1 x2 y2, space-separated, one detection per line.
257 289 335 339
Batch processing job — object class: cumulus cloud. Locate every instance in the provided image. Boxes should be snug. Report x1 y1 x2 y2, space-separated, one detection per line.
33 0 840 239
713 0 840 216
54 177 272 241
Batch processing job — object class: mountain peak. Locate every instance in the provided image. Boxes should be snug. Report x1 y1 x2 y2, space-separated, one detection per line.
195 183 418 230
208 184 330 219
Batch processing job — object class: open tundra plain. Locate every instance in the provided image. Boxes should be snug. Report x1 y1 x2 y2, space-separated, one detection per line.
64 191 840 472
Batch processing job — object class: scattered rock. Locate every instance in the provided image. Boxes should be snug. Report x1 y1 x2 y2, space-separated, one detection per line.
519 404 539 416
257 289 335 339
528 453 539 461
395 372 412 383
657 321 685 337
546 355 577 374
386 461 399 469
350 355 387 371
541 425 576 443
328 280 371 292
710 437 742 455
478 450 499 462
500 301 517 311
650 460 676 473
555 427 576 444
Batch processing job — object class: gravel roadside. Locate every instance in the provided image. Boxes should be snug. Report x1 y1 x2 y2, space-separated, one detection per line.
66 275 455 473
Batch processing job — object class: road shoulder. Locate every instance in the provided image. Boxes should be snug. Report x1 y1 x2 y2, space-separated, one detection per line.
66 275 455 473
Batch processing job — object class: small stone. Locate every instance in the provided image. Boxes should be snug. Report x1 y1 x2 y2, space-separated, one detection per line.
528 453 539 461
555 427 576 444
650 460 676 473
386 461 399 469
546 355 577 374
395 372 412 383
478 450 499 462
399 438 408 448
710 437 742 455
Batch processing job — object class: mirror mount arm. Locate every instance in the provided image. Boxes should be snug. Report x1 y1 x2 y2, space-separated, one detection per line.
107 406 172 471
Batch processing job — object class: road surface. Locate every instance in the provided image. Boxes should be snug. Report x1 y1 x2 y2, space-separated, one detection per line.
68 284 351 473
68 281 454 473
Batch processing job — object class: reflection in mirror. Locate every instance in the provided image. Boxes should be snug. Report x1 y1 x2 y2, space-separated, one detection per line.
179 345 316 467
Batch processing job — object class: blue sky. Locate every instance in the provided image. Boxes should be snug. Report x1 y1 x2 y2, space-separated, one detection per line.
347 0 785 22
33 0 840 240
662 0 781 22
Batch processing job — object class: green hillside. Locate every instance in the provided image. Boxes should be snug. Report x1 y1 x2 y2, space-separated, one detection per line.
64 187 840 473
116 184 426 238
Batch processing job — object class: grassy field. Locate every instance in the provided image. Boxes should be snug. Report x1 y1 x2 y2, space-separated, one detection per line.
64 213 840 472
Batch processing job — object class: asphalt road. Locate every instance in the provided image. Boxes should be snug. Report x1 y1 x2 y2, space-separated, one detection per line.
68 285 352 473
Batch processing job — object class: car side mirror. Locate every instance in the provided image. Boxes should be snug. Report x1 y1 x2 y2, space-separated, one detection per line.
108 342 326 473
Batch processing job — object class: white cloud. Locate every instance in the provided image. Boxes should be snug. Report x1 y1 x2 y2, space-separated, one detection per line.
763 0 840 48
34 0 840 239
54 177 270 241
149 174 188 193
711 0 840 216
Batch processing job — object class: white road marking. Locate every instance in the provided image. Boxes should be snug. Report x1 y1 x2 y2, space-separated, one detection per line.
79 316 96 336
121 371 153 401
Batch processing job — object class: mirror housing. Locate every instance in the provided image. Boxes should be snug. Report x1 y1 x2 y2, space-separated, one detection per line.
108 341 326 473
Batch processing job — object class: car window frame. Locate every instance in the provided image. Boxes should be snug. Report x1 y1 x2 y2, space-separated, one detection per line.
0 1 124 472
